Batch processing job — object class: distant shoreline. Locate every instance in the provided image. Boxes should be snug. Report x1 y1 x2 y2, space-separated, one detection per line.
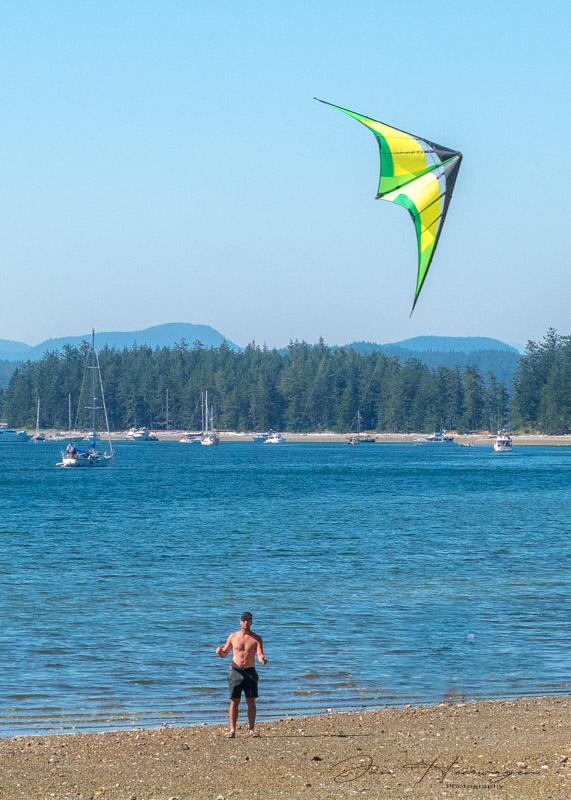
121 431 570 446
36 430 571 446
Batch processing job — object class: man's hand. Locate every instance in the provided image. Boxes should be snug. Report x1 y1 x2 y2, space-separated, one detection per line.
215 646 222 655
260 655 268 665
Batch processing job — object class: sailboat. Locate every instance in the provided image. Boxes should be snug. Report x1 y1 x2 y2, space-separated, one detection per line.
49 394 77 441
57 331 114 467
200 391 219 446
31 397 45 443
346 410 375 445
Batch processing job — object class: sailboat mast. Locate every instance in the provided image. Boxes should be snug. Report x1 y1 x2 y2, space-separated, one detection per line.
68 393 72 437
91 330 97 438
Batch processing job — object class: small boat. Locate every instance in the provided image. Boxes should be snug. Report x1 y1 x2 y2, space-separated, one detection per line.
57 331 114 468
414 430 456 445
264 431 286 444
200 391 219 446
494 429 513 452
125 427 158 441
180 433 200 443
31 398 45 443
346 411 376 445
50 396 85 441
252 433 269 443
180 433 201 444
0 425 30 442
49 432 70 441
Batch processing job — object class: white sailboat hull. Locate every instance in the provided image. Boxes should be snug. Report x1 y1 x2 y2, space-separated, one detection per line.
58 452 113 468
200 433 219 446
55 331 114 469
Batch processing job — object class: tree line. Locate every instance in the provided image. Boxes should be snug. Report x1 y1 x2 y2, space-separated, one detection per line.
0 329 568 434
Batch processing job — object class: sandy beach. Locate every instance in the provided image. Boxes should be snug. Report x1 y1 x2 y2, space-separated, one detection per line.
1 696 568 800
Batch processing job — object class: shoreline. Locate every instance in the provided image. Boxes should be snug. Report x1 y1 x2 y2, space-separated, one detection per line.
48 431 570 446
2 695 568 799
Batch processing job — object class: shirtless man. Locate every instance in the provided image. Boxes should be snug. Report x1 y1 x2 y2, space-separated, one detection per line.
215 612 268 738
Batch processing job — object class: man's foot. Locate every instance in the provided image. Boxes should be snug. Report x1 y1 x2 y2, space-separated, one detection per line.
225 731 235 738
248 729 260 737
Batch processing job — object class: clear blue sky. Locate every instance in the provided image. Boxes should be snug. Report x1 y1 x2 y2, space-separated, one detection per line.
1 1 569 349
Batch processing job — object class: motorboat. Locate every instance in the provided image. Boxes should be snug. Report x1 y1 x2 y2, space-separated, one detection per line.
494 429 513 452
0 425 30 442
180 433 201 444
57 331 114 468
414 430 455 445
125 427 158 441
264 431 286 444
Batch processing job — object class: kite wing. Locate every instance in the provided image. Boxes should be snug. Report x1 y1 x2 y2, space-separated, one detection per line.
316 98 462 313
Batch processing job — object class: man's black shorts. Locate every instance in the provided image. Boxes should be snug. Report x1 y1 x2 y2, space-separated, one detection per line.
228 662 259 699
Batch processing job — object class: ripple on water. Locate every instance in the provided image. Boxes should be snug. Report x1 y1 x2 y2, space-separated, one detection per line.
0 442 569 735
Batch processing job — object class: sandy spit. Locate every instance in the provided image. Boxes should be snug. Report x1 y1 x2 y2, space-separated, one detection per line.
115 432 571 446
1 696 569 800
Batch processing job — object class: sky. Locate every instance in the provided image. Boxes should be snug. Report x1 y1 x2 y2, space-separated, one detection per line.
1 0 570 350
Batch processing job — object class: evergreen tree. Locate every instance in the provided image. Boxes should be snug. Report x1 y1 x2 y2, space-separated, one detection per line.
459 365 485 432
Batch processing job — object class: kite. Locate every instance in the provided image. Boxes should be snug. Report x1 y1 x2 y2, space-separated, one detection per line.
316 99 462 313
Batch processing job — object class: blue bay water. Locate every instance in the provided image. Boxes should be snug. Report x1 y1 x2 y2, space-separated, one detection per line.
0 441 569 736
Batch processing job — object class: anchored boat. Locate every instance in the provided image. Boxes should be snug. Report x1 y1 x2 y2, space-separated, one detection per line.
414 430 455 445
57 331 114 468
494 429 513 452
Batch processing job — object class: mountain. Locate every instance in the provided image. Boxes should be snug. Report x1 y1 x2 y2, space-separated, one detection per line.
0 323 241 362
0 328 522 391
0 338 31 356
381 336 519 354
346 338 521 387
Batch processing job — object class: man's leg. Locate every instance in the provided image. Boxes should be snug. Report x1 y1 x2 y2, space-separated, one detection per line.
229 698 240 734
246 697 257 733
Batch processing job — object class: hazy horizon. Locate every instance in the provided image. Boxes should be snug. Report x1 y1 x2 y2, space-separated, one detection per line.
0 322 527 354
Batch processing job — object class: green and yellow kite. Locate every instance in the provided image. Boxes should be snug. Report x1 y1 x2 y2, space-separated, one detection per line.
316 99 462 313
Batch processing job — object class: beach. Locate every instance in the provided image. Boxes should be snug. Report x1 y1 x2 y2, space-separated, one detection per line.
0 696 571 800
1 696 568 800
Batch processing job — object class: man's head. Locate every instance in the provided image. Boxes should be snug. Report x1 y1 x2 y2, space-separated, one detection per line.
240 612 253 629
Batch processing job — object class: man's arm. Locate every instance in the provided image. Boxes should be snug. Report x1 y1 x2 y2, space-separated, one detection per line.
256 636 268 665
215 634 233 658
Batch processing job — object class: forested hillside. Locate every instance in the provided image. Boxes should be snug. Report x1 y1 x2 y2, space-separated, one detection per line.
348 344 519 387
511 329 571 434
0 330 568 434
0 360 22 389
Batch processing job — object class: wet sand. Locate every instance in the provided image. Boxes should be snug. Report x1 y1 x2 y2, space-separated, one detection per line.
1 695 568 799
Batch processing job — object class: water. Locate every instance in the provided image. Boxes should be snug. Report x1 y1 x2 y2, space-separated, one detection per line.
0 441 569 736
